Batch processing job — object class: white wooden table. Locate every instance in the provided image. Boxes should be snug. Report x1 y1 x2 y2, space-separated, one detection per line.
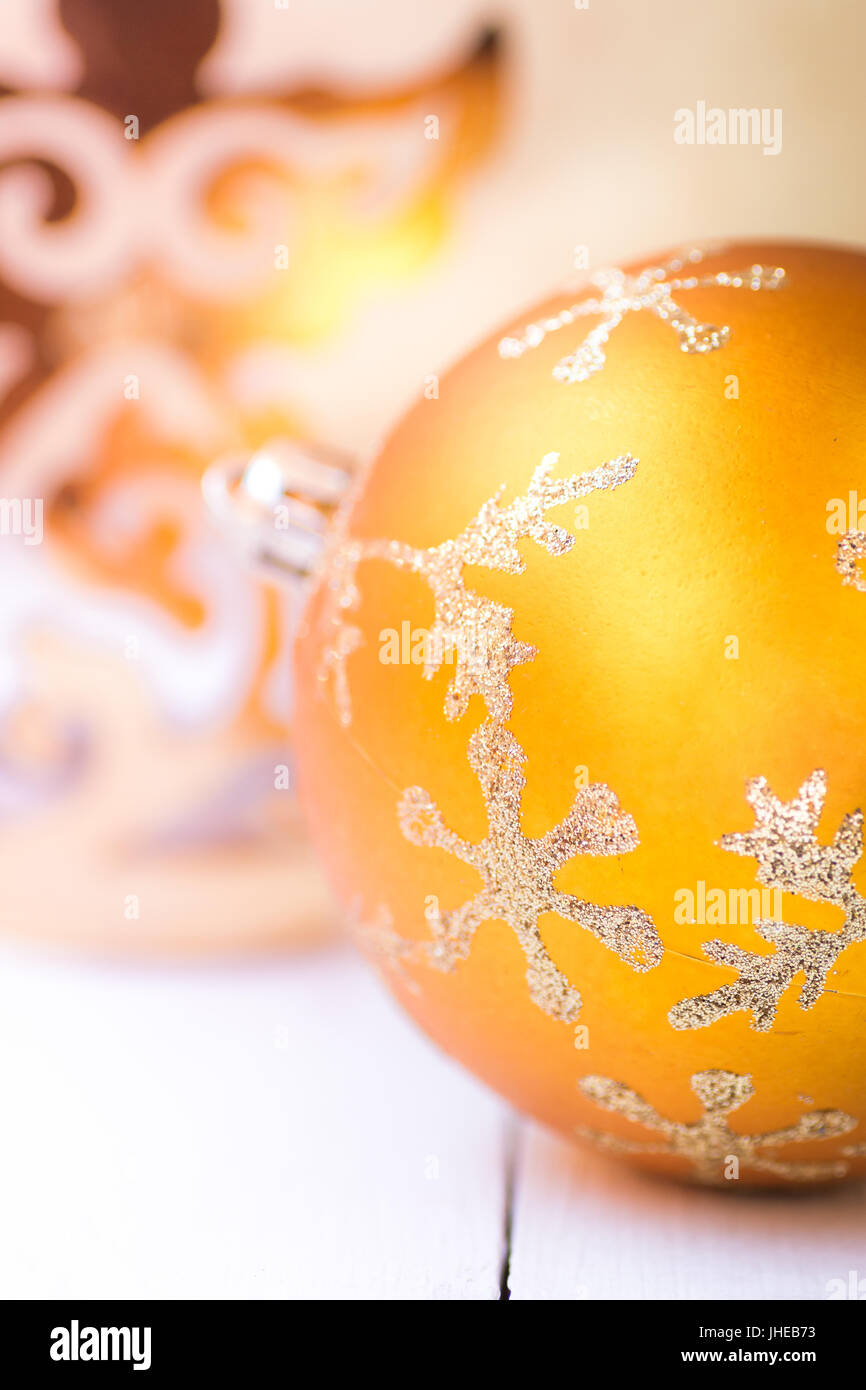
0 940 863 1301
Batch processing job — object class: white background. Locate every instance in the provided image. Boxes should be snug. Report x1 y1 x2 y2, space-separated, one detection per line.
1 940 864 1300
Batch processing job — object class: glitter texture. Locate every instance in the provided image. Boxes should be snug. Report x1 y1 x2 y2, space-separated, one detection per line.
577 1070 857 1183
317 451 637 728
349 901 422 995
381 719 662 1023
322 450 663 1023
669 771 866 1032
498 249 785 384
837 530 866 592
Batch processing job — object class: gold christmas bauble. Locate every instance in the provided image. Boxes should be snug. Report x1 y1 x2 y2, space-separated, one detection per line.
294 241 866 1186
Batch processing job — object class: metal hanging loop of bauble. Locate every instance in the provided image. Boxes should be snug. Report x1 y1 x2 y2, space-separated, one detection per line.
202 439 354 584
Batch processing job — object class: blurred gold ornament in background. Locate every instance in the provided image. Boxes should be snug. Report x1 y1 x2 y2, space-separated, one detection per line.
0 0 504 952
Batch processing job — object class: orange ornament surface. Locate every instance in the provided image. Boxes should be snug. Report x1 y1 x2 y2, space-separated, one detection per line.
293 241 866 1185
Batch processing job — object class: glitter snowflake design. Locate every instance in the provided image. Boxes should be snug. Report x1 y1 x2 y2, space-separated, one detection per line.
669 772 866 1033
318 451 637 728
498 249 785 384
328 450 664 1022
576 1070 857 1183
379 719 662 1023
837 531 866 592
348 901 422 995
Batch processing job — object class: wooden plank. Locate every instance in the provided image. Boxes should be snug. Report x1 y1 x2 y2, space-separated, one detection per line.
508 1122 866 1300
0 944 508 1299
